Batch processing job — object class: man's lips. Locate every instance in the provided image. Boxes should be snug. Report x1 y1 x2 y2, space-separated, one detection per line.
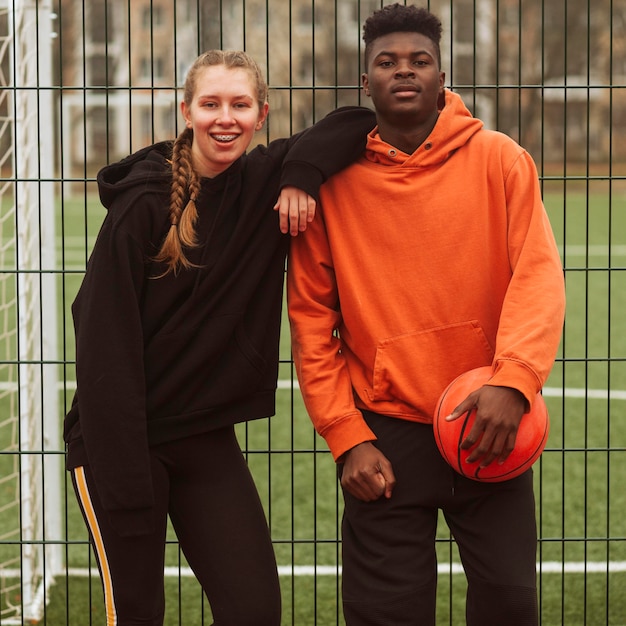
392 84 420 94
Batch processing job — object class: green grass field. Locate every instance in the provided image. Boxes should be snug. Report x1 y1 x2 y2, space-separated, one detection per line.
1 186 626 625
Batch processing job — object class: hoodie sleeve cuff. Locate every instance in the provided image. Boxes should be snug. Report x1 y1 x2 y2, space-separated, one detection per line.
279 161 325 202
320 413 378 462
490 360 543 409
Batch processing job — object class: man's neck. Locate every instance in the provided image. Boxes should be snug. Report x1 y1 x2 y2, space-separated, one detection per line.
377 112 439 155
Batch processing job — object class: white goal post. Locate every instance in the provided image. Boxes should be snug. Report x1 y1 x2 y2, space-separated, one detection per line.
0 0 62 622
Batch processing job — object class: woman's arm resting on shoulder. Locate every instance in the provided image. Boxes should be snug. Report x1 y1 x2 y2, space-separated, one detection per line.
276 106 376 233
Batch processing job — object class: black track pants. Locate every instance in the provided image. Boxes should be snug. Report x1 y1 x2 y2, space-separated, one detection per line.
340 411 538 626
71 427 281 626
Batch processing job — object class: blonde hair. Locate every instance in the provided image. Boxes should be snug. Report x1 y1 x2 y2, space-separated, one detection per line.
154 50 269 275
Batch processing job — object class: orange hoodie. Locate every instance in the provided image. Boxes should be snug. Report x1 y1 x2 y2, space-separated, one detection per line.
288 90 565 461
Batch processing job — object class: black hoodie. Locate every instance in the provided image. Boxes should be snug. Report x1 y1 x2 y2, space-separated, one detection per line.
63 106 376 536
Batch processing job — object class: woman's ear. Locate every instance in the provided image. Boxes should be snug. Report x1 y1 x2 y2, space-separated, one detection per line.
256 102 270 131
181 101 192 129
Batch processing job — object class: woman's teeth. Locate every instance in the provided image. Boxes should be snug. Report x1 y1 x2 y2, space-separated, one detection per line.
213 134 237 142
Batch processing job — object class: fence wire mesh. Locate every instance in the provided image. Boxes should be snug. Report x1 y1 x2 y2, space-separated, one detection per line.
0 0 625 624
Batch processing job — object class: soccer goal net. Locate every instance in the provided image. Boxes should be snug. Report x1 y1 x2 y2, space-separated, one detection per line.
0 0 63 622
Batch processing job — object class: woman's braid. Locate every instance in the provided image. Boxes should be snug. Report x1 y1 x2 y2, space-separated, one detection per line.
153 128 201 275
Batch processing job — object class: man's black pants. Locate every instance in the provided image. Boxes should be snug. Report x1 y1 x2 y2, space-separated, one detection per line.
340 411 538 626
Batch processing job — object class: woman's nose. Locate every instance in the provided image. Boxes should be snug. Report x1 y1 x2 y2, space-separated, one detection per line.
217 106 235 124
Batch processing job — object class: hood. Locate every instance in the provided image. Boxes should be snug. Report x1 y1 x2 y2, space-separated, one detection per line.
366 89 484 167
97 141 174 211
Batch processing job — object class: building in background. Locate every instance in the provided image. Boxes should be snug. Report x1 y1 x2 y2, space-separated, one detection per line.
55 0 625 178
58 0 195 173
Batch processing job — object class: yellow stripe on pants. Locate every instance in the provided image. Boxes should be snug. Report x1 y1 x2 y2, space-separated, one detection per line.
74 466 118 626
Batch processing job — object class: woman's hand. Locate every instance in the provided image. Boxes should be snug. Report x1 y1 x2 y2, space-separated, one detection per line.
274 185 316 236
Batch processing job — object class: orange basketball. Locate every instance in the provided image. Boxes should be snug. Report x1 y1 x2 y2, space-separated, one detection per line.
433 366 549 482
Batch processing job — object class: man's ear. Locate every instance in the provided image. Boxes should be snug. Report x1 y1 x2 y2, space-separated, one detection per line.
437 72 446 110
362 73 370 97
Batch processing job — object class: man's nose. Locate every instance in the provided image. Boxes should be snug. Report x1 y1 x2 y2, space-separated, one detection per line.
394 62 415 78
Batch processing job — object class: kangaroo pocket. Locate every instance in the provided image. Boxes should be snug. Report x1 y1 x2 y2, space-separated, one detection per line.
367 320 494 417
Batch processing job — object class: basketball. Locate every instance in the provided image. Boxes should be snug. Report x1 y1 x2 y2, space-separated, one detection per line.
433 366 549 482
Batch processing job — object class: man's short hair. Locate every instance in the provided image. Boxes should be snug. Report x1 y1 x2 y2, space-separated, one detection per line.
363 4 443 67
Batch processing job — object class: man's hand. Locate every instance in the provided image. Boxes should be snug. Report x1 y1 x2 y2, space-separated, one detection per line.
274 185 316 236
447 385 527 468
340 442 396 501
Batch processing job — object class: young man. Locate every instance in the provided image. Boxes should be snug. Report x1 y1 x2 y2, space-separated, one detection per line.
288 4 565 625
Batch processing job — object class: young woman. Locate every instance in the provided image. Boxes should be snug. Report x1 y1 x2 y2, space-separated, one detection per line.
64 50 375 626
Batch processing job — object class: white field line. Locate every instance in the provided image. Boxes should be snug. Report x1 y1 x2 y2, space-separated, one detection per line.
17 236 626 252
2 562 626 580
276 382 626 401
1 385 624 579
0 241 623 272
542 386 626 401
1 382 626 402
557 244 626 257
51 238 626 257
7 235 626 257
